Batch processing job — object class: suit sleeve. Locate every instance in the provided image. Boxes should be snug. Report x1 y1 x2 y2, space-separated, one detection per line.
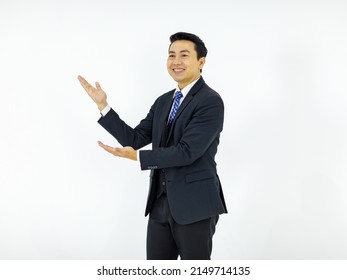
139 94 224 170
98 101 156 150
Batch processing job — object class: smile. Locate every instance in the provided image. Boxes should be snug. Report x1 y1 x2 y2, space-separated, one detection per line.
173 68 185 73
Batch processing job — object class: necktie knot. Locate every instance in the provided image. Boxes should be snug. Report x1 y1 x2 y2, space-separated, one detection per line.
175 91 183 100
168 91 183 124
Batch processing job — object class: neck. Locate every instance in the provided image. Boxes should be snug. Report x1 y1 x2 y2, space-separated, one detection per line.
178 76 200 90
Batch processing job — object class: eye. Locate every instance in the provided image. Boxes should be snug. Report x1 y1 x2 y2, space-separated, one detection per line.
169 54 175 58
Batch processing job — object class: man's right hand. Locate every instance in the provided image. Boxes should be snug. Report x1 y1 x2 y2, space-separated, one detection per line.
78 75 108 111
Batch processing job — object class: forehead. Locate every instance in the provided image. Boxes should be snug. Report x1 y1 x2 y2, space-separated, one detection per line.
169 40 196 53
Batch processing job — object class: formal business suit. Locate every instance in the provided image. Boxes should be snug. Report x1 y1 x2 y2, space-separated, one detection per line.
98 77 227 258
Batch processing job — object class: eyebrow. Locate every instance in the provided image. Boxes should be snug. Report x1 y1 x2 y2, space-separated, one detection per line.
169 50 191 54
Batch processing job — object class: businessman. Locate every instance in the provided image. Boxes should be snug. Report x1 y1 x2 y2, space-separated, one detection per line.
78 32 227 260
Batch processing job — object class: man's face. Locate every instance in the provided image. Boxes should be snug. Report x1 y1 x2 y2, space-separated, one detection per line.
167 40 205 89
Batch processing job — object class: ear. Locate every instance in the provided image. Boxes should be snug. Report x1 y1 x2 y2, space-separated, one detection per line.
198 57 206 71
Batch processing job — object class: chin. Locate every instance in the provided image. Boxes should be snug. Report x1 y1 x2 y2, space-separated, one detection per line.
170 75 183 83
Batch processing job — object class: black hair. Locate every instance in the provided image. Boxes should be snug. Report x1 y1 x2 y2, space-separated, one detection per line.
169 32 208 59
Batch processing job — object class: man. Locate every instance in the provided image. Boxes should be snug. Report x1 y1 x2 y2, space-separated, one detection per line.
78 32 227 260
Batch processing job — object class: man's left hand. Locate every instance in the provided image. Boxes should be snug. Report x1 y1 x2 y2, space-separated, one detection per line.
97 141 137 161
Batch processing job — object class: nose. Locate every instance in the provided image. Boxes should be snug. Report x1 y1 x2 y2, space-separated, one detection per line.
173 57 182 65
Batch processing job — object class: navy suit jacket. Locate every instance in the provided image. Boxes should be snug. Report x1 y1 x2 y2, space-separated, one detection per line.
98 77 227 224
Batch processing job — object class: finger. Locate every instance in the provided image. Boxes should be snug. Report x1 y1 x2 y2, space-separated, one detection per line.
95 82 102 91
98 141 109 149
78 75 93 91
77 75 87 85
97 141 115 153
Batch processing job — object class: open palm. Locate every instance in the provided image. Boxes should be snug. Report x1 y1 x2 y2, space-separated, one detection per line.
78 75 108 111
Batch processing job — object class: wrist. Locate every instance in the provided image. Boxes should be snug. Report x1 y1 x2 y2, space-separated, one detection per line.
98 102 108 111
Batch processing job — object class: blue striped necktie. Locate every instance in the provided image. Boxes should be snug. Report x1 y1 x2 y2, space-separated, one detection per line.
168 91 183 125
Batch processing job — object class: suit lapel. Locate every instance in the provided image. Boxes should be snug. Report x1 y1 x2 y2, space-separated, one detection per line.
165 77 206 144
170 77 205 125
156 90 175 146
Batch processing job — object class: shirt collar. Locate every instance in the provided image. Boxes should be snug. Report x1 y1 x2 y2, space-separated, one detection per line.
173 77 200 98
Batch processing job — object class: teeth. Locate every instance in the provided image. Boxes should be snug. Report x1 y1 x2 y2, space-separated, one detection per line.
174 69 184 72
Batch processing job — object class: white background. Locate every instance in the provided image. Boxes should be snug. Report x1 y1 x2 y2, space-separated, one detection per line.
0 0 346 260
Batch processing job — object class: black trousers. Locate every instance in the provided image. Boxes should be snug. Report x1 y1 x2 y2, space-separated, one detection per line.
146 195 219 260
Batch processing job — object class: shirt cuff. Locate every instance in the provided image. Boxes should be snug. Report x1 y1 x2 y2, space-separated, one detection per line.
100 105 111 117
137 150 140 162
